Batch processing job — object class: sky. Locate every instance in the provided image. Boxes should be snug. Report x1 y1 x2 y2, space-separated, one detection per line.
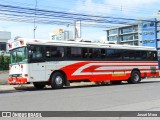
0 0 160 41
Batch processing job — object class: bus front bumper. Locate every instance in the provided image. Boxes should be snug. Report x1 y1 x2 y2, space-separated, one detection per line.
8 77 27 85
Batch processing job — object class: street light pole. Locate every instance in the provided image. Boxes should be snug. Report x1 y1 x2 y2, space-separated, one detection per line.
33 0 37 39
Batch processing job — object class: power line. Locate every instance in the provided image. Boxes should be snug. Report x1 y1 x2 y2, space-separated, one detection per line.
0 3 158 29
0 0 158 18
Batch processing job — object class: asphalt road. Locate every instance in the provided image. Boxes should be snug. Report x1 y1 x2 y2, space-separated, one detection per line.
1 78 160 120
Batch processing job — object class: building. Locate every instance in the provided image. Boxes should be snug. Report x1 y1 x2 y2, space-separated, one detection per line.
106 23 140 46
106 18 159 47
50 29 74 41
0 31 11 52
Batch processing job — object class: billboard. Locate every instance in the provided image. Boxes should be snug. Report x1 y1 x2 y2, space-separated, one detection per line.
141 18 157 47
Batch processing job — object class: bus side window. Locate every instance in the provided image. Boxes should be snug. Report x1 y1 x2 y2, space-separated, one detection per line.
88 49 93 58
93 49 101 59
135 51 142 60
66 47 71 58
106 49 114 60
57 47 64 58
71 47 82 58
82 48 88 58
32 46 43 59
45 46 51 58
148 51 157 61
51 47 58 57
141 51 147 60
101 49 106 59
153 51 158 60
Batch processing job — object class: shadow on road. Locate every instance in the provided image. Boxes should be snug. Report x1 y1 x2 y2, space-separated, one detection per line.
1 80 160 94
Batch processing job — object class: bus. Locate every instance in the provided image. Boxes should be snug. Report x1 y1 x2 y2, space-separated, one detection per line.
8 38 159 89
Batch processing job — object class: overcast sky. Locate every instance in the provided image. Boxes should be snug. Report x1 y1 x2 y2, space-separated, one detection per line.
0 0 160 41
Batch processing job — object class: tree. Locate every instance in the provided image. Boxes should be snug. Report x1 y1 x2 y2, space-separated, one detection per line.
0 53 10 71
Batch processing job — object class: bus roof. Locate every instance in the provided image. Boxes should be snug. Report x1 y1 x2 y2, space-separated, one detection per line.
10 38 157 51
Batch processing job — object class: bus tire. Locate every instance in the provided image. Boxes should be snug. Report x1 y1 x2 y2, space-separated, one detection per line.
33 82 45 89
51 72 64 89
128 71 141 84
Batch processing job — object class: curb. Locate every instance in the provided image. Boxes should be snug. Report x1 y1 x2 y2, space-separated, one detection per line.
0 78 160 91
0 85 16 91
0 84 34 91
0 82 95 91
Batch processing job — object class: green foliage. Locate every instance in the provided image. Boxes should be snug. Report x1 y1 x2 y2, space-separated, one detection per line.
0 54 10 71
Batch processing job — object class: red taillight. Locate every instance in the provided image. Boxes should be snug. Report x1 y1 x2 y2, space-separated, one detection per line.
20 40 24 45
24 74 28 77
9 43 12 48
34 40 38 42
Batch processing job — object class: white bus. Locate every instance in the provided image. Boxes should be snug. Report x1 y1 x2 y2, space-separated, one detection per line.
8 38 159 89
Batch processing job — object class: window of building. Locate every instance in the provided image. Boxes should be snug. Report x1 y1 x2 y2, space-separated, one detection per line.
0 42 6 51
121 27 133 34
157 22 160 28
109 29 118 35
157 31 160 39
134 41 138 46
134 34 138 40
121 35 133 41
108 36 118 41
133 26 138 32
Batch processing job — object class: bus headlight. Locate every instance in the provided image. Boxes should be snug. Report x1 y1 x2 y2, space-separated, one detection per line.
19 74 22 77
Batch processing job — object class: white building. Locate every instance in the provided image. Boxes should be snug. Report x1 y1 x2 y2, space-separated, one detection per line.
0 31 11 52
50 29 74 41
106 23 140 46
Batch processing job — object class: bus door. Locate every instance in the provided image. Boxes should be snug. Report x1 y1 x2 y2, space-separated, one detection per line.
28 45 46 82
29 62 46 82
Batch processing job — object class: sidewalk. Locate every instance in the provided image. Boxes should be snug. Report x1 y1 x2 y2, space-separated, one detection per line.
0 78 159 91
0 84 35 91
0 70 8 85
0 82 96 91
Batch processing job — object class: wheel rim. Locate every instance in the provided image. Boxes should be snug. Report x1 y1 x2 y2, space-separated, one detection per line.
55 76 63 85
133 73 139 82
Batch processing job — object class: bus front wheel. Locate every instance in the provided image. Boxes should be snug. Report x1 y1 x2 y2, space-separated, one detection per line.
51 72 64 89
128 71 141 84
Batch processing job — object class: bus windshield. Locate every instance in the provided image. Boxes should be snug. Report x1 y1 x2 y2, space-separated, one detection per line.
10 47 28 64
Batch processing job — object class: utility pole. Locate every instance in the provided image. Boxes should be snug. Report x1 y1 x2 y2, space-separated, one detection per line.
74 21 77 41
33 0 37 39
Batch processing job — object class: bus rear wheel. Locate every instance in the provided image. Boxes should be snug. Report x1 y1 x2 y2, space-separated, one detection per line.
128 71 141 84
51 72 64 89
33 82 45 89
